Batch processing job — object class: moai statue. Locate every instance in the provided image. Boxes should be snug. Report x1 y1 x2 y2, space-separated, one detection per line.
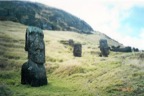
73 43 82 57
68 39 74 46
99 39 109 57
21 26 48 87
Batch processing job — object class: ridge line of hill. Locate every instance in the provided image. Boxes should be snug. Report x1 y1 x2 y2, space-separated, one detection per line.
0 1 93 34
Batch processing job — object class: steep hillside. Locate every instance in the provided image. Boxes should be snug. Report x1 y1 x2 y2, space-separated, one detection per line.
0 21 144 96
0 1 93 33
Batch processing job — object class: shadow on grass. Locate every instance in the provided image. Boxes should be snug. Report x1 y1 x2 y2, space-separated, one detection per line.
10 79 75 96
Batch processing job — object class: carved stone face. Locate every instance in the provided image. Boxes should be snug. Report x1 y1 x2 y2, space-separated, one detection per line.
73 43 82 57
100 39 108 48
26 27 45 64
68 39 74 46
99 39 109 57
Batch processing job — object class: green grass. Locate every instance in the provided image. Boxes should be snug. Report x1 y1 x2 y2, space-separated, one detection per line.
0 21 144 96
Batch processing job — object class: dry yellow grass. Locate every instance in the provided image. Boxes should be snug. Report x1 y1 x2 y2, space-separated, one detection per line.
0 21 144 96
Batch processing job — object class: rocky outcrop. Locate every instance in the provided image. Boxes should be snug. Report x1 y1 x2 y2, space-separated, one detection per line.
110 46 132 52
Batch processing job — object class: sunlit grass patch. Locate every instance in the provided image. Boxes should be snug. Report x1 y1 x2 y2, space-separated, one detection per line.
1 21 144 96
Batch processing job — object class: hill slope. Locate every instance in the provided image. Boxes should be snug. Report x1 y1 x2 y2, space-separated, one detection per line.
1 21 144 96
0 1 93 33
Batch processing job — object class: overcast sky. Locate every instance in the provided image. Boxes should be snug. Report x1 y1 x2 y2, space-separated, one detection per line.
31 0 144 49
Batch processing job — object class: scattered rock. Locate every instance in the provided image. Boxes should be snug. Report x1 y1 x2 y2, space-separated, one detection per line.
110 46 132 52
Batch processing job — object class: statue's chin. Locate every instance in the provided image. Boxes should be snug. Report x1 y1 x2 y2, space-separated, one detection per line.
34 57 45 64
30 53 45 64
31 59 45 64
34 60 45 64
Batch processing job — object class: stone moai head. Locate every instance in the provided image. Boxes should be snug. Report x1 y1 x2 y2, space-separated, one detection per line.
21 26 47 87
99 39 109 57
25 26 45 64
68 39 74 46
73 43 82 57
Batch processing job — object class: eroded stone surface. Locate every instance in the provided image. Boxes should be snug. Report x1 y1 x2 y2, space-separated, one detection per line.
21 26 47 87
99 39 109 57
73 43 82 57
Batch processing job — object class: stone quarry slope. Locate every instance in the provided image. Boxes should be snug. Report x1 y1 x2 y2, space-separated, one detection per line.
0 1 93 33
0 21 144 96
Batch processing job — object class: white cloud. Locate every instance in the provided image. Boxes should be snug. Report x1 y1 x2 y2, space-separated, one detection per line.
139 28 144 38
121 36 144 50
31 0 144 49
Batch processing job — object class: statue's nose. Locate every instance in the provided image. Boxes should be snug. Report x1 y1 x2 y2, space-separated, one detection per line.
34 35 44 50
35 34 39 43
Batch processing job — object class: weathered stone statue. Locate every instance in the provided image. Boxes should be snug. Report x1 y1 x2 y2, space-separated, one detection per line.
99 39 109 57
68 39 74 46
73 43 82 57
21 26 48 87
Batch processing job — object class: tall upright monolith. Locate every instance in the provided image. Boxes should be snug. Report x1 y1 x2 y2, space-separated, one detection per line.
21 26 48 87
73 43 82 57
99 39 109 57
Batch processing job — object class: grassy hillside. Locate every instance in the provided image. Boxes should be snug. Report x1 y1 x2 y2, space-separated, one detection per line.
0 21 144 96
0 1 93 33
